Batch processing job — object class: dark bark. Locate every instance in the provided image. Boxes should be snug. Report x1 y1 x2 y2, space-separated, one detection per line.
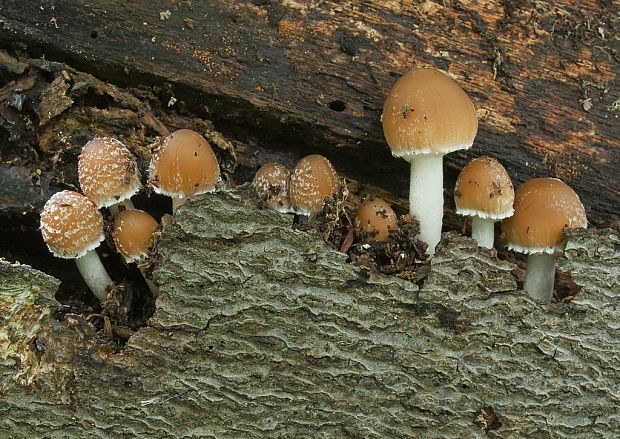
0 0 618 226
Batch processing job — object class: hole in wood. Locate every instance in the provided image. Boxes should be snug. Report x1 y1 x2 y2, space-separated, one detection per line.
328 100 346 112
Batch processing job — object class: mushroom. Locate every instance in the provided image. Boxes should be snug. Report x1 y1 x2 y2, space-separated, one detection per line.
289 154 340 216
40 190 113 302
382 67 478 254
454 156 514 248
502 178 587 301
252 162 291 212
148 129 220 213
78 137 141 215
112 209 159 296
354 198 398 242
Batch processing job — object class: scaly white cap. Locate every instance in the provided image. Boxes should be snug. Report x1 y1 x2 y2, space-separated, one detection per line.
78 137 141 208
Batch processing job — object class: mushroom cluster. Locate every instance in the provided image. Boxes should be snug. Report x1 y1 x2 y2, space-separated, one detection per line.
40 71 589 308
252 154 340 216
40 129 221 302
380 66 587 301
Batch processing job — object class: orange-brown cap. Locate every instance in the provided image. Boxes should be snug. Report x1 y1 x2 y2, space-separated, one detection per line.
289 154 340 215
454 156 514 220
78 137 141 208
354 199 398 242
382 68 478 159
112 209 158 263
148 129 220 198
502 178 587 254
253 162 291 212
40 190 105 258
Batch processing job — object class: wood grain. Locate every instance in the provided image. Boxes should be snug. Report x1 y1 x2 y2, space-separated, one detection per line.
0 0 618 228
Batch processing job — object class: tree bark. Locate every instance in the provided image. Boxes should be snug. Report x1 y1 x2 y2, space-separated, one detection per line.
0 0 618 226
1 189 619 437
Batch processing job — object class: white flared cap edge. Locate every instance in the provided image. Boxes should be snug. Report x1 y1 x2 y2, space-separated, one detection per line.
456 207 514 220
392 142 473 161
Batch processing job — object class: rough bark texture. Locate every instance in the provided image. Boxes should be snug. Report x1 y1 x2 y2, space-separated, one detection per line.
1 189 619 437
0 0 618 226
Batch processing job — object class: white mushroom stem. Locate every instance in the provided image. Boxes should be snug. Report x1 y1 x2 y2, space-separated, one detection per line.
172 197 186 213
471 216 495 249
524 253 557 301
75 250 113 302
408 154 444 255
108 199 135 217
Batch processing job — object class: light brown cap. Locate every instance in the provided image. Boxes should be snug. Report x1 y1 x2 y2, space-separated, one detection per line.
454 156 514 220
78 137 141 208
502 178 587 254
112 209 158 263
148 129 220 198
289 154 340 215
253 162 291 212
40 190 105 259
354 199 398 242
382 68 478 159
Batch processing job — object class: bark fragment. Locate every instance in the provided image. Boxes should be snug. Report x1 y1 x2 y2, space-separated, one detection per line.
2 190 618 437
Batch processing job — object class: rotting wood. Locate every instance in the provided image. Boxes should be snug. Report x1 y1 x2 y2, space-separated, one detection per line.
1 189 619 437
0 0 618 227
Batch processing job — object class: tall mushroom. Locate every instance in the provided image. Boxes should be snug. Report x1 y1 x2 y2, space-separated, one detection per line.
148 129 220 213
78 137 141 215
502 178 587 301
382 67 478 254
289 154 340 216
454 156 514 248
40 190 113 301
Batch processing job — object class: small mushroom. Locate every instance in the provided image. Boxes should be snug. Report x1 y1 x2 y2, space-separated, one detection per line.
148 129 220 213
502 178 587 301
40 190 113 302
354 199 398 242
252 162 291 212
112 209 159 296
289 154 340 216
382 67 478 254
454 156 514 248
78 137 141 215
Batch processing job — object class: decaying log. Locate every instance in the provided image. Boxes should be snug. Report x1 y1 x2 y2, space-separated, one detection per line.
1 189 619 437
0 0 618 226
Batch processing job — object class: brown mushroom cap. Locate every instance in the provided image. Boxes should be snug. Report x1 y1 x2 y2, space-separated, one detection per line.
502 178 587 254
148 129 220 198
454 156 514 220
354 199 398 242
253 163 291 212
40 190 105 258
113 209 158 263
289 154 340 215
382 68 478 159
78 137 141 208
